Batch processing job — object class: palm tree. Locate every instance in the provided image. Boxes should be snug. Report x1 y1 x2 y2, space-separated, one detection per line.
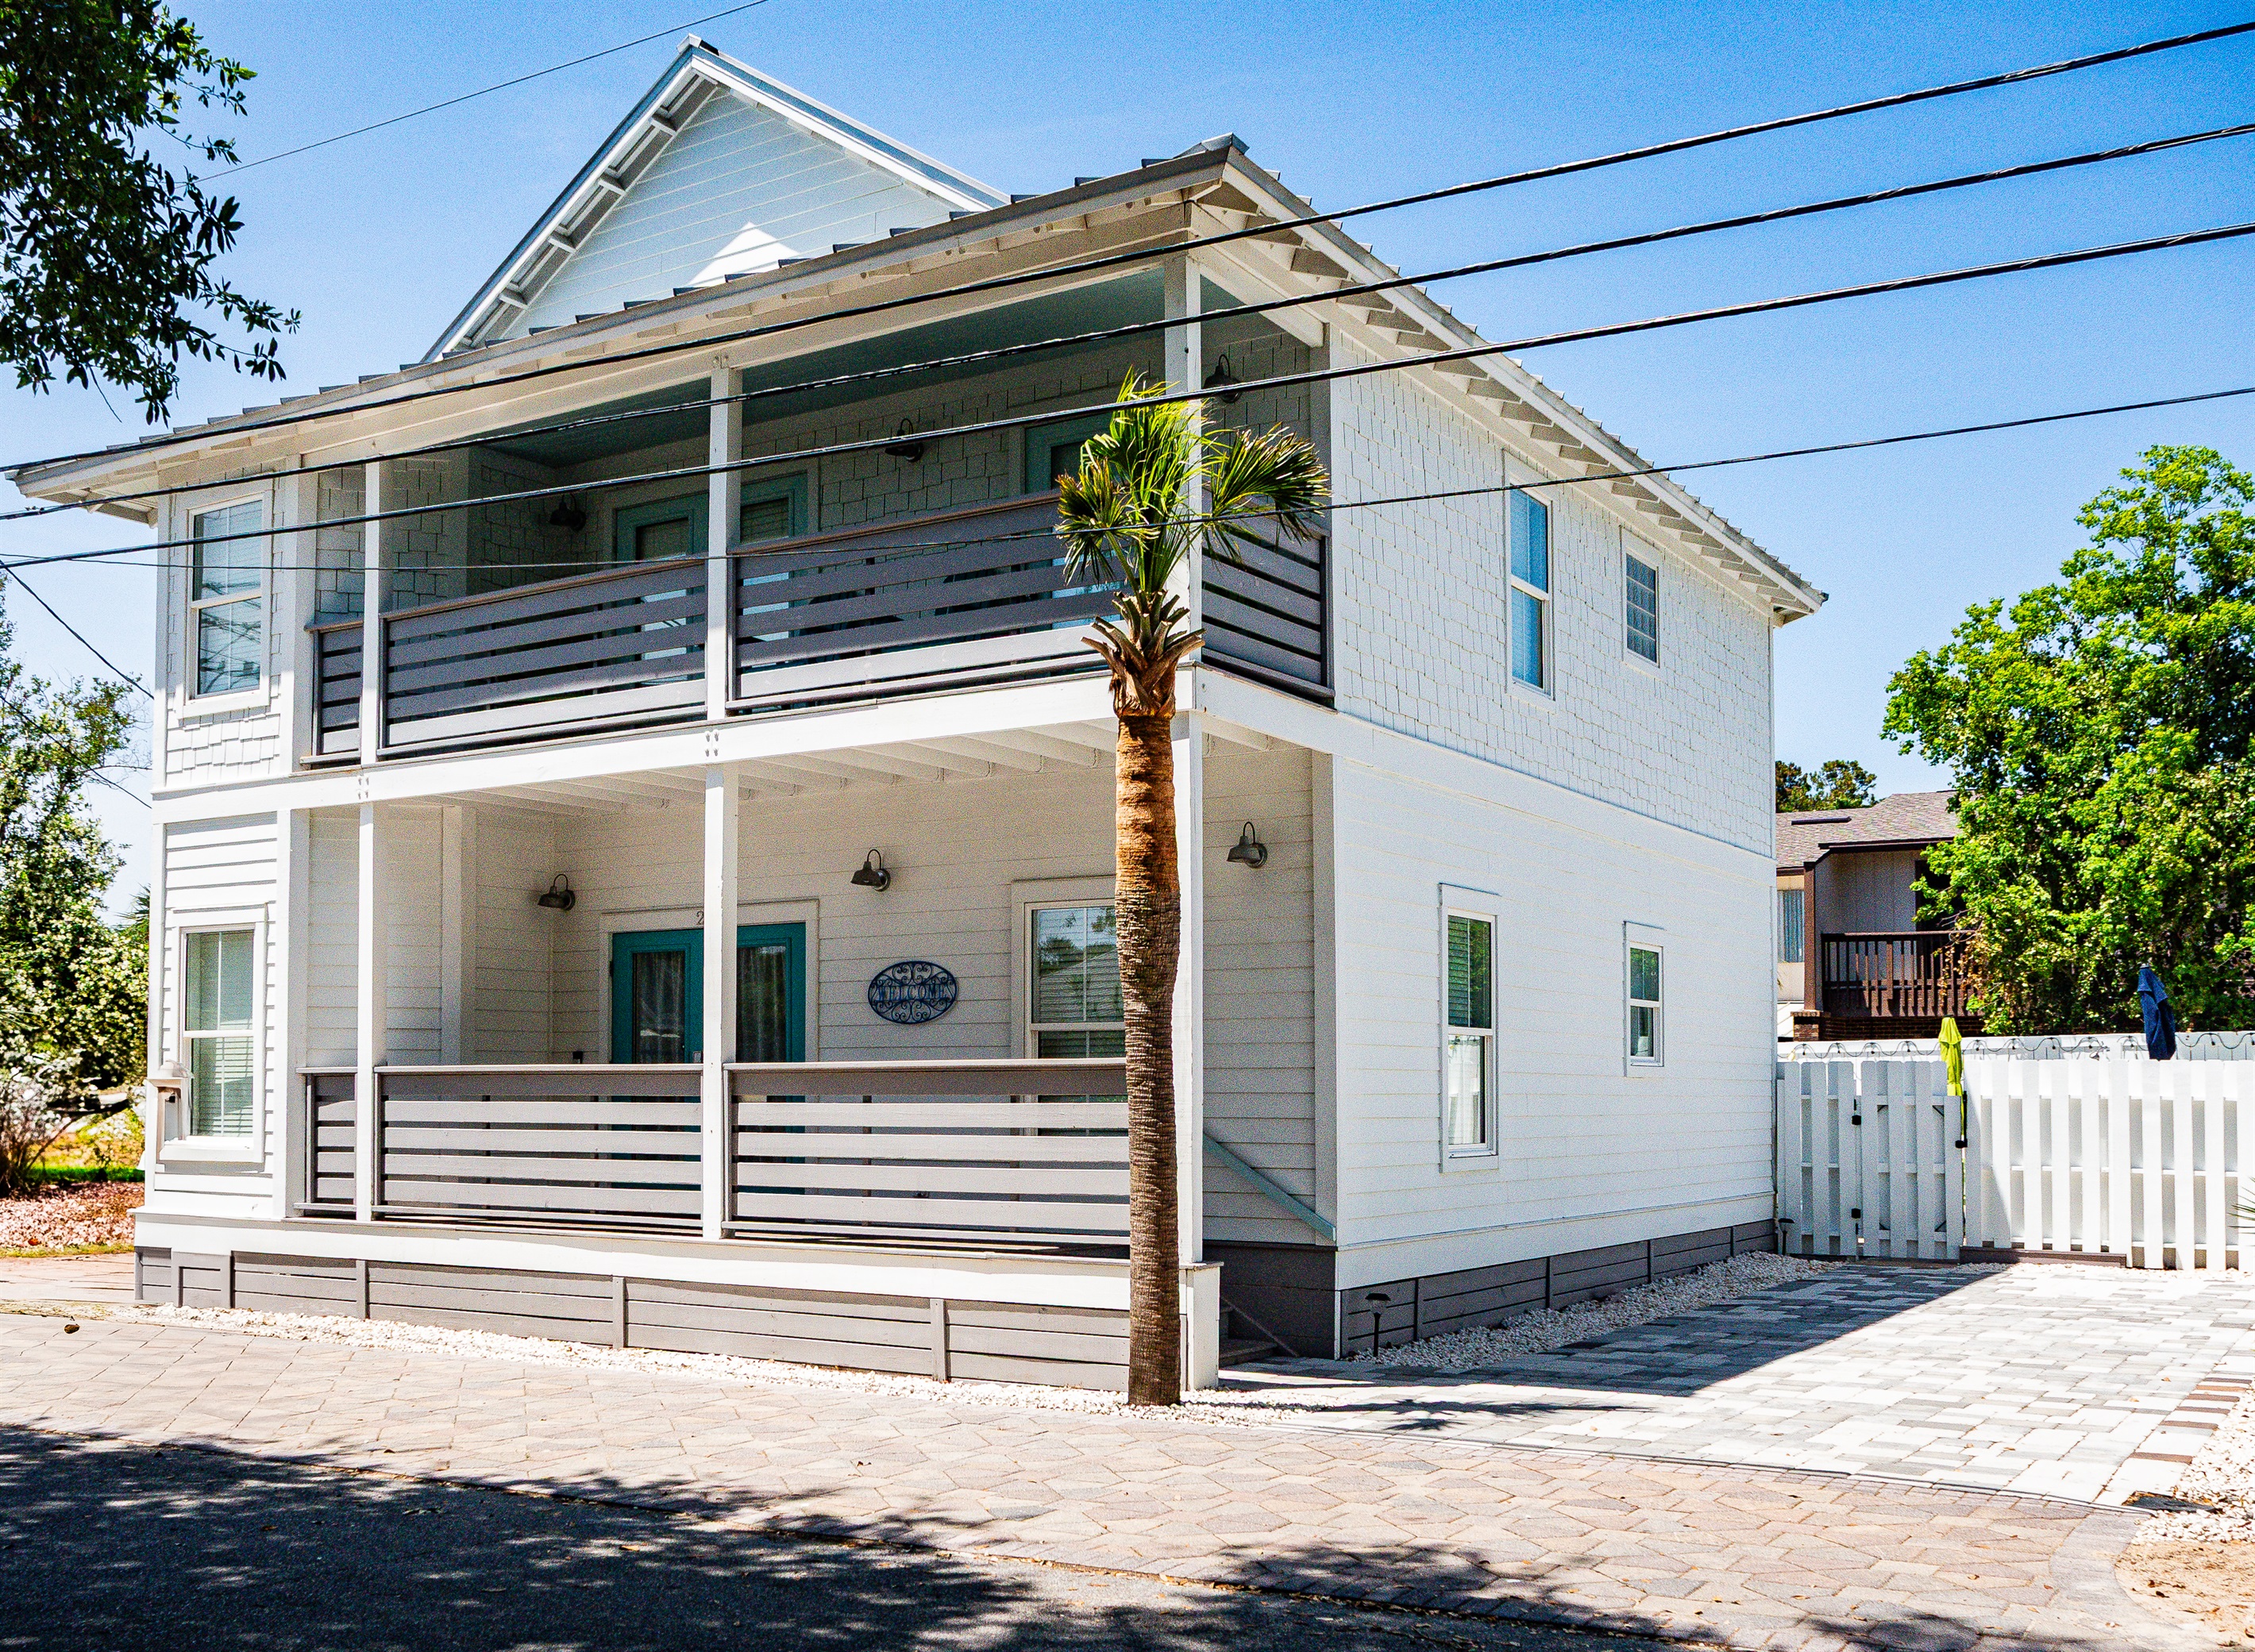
1054 374 1328 1404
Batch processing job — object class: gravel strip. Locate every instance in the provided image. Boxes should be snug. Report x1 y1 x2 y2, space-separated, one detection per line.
1328 1250 1839 1375
2129 1386 2255 1545
0 1183 141 1253
104 1252 1828 1426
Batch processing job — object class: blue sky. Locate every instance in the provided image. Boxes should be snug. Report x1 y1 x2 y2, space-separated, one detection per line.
6 0 2253 896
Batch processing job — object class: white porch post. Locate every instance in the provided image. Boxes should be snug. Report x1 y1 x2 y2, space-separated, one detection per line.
1172 710 1205 1265
359 460 386 764
271 807 309 1220
1162 256 1206 633
704 365 738 721
700 764 740 1240
353 802 389 1221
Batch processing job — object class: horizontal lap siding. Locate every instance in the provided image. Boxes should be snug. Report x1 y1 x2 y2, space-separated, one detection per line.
1331 759 1774 1276
1204 741 1320 1245
473 812 557 1061
627 1280 932 1374
233 1253 357 1312
306 813 359 1066
368 1262 613 1344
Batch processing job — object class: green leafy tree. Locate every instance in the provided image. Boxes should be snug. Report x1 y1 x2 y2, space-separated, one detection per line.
0 580 145 1137
0 0 295 420
1776 758 1878 813
1054 375 1326 1405
1883 446 2255 1034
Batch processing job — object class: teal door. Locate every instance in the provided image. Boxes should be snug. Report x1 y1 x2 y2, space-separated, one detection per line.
610 924 805 1062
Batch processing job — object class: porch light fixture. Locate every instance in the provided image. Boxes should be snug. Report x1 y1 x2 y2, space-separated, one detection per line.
537 874 576 911
1202 352 1243 404
548 498 588 532
850 849 892 891
1226 821 1267 868
885 418 926 461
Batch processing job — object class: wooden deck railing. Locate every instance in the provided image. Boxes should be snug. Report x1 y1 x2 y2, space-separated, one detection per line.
295 1059 1131 1251
1821 930 1972 1020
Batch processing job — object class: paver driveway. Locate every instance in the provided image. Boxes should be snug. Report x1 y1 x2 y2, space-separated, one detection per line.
0 1257 2233 1652
1225 1263 2255 1505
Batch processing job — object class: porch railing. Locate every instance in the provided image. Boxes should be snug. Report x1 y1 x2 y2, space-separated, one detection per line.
294 1059 1129 1250
1821 930 1972 1020
727 495 1109 710
310 554 708 758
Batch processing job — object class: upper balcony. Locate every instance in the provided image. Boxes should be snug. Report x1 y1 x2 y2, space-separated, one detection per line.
301 284 1327 765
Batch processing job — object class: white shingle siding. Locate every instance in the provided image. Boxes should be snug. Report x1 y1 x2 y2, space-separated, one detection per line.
1328 347 1775 856
512 93 961 337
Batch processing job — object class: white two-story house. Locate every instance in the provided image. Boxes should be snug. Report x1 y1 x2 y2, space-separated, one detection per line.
11 40 1820 1384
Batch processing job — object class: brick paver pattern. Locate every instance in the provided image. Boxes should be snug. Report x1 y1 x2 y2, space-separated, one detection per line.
0 1300 2217 1652
1232 1265 2255 1505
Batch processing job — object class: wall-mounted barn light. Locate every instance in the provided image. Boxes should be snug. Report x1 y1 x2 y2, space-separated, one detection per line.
1202 352 1243 404
547 499 588 532
850 849 892 891
1226 822 1267 868
885 418 926 461
537 874 576 911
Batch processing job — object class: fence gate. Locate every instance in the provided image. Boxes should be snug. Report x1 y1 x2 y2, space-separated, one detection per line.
1776 1059 1963 1259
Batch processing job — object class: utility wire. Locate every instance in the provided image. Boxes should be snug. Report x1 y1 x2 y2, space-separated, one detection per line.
0 568 151 695
15 16 2253 479
16 117 2254 528
17 214 2253 575
215 2 779 177
12 381 2255 582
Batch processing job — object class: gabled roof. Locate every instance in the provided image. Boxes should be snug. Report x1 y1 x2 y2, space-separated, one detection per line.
1777 791 1957 868
428 37 1004 359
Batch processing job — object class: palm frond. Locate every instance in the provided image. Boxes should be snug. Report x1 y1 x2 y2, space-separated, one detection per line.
1197 425 1329 565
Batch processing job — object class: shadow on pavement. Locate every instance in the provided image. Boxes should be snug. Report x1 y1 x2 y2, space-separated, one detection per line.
0 1424 2142 1652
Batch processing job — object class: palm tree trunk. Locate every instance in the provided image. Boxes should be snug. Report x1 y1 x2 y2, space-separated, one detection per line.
1115 706 1181 1406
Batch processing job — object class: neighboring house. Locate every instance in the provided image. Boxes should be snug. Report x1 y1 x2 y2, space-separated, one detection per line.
11 41 1820 1381
1775 791 1973 1042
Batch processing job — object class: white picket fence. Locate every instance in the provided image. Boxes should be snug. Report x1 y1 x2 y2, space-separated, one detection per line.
1776 1057 2255 1268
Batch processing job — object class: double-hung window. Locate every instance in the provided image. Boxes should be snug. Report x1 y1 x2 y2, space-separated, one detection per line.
191 501 264 696
1508 491 1550 689
1627 940 1664 1066
1443 911 1496 1157
1028 903 1124 1057
184 929 256 1137
1625 550 1659 663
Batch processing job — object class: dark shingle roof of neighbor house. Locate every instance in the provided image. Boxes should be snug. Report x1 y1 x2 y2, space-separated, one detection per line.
1775 791 1957 869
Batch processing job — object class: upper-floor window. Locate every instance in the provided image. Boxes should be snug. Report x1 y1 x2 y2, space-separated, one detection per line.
1029 903 1122 1057
1625 551 1659 664
1508 491 1550 690
184 927 256 1137
614 494 705 562
1778 888 1806 964
739 473 808 544
1023 411 1115 496
191 500 264 696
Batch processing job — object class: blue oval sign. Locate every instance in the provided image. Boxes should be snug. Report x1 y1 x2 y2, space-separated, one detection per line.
867 961 958 1025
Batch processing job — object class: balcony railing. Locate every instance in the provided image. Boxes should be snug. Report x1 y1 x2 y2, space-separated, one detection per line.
1821 930 1972 1021
295 1058 1130 1252
310 493 1328 761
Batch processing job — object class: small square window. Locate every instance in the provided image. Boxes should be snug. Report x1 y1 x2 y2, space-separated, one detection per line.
1625 553 1659 663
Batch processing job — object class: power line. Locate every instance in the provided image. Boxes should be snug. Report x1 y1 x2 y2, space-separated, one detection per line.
15 16 2252 479
17 116 2254 528
216 3 779 178
0 568 152 695
13 382 2255 582
16 213 2252 576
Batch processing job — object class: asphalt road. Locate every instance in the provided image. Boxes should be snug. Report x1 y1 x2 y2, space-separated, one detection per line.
0 1427 1669 1652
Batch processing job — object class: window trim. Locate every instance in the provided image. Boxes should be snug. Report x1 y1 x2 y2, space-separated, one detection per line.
1777 886 1806 965
1021 410 1116 496
164 914 267 1163
611 492 707 564
1624 546 1659 667
1438 887 1500 1168
187 493 270 703
737 470 810 545
1625 923 1665 1072
1506 485 1552 695
1011 875 1120 1060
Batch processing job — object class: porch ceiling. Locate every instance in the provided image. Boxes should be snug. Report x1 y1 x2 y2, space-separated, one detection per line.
432 720 1123 814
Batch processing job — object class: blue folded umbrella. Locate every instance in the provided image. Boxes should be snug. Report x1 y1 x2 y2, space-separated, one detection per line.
2137 965 2177 1062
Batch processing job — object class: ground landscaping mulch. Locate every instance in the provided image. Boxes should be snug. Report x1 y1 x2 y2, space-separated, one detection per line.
0 1181 141 1253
